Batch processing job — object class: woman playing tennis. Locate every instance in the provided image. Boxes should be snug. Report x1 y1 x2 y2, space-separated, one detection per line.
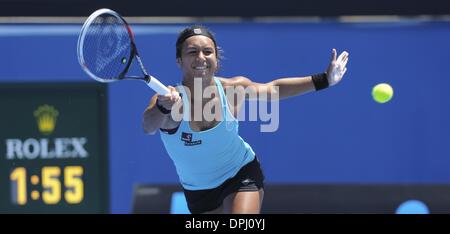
143 25 349 214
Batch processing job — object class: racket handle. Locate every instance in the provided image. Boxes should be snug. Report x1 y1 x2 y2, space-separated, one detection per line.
147 76 170 95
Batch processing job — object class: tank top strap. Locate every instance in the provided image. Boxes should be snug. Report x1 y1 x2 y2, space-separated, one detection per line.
213 77 228 114
175 83 190 121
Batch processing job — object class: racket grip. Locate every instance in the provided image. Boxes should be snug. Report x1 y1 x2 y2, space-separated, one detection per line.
147 76 170 95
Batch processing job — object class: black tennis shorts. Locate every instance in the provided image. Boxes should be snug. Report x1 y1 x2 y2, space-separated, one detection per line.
183 156 265 214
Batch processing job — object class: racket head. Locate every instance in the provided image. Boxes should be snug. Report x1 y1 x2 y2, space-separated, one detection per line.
77 8 135 83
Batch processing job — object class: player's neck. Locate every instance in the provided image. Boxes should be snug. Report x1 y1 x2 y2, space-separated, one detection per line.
182 76 215 92
182 76 217 106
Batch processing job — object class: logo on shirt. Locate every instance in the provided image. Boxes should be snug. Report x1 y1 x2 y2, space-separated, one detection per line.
181 132 202 146
241 178 255 186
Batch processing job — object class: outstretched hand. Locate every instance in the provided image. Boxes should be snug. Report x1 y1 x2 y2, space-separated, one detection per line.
157 86 182 111
326 49 349 86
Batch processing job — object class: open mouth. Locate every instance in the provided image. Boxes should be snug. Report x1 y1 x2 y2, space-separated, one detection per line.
192 65 209 71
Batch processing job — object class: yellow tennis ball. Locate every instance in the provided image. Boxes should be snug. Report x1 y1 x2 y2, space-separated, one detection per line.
372 83 393 103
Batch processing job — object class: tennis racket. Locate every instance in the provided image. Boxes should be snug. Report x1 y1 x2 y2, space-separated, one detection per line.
77 8 170 95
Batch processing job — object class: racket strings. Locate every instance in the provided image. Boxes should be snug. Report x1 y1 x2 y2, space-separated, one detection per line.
82 14 132 81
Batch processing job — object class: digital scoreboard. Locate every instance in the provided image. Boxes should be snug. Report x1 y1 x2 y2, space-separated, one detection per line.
0 83 108 213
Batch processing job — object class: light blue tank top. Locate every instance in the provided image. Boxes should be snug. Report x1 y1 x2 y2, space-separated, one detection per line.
160 77 256 190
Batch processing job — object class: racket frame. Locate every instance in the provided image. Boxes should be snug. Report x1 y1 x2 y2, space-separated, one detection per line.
77 8 170 94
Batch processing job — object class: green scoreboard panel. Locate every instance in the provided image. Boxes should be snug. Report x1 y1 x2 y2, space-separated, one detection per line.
0 83 108 213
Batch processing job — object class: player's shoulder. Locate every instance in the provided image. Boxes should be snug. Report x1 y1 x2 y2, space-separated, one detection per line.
218 76 251 87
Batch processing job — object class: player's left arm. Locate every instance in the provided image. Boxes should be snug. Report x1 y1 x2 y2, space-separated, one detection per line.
220 49 349 101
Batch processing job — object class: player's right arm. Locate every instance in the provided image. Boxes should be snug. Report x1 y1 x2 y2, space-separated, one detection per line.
143 86 181 135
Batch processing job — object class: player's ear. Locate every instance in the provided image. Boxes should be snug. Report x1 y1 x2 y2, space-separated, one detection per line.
176 58 181 68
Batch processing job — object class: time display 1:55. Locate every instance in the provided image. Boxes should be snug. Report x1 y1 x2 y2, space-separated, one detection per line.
10 166 84 205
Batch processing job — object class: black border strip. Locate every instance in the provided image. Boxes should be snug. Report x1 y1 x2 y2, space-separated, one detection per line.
0 0 449 17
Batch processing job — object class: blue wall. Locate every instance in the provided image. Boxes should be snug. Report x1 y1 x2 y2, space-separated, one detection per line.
1 21 449 213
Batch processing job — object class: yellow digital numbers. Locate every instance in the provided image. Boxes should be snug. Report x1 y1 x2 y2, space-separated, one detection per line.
10 166 84 205
64 166 84 204
42 167 61 204
10 167 27 205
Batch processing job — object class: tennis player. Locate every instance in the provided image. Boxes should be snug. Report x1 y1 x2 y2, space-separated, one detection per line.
143 25 349 214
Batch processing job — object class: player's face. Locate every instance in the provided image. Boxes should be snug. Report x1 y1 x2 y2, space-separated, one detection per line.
178 35 218 80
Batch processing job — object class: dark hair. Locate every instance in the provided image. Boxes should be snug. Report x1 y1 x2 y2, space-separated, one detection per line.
175 25 221 60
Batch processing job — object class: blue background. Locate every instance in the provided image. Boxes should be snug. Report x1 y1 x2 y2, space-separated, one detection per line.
1 21 449 213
